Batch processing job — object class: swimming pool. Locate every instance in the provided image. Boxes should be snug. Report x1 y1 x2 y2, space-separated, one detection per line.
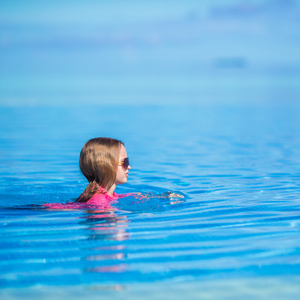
1 103 300 299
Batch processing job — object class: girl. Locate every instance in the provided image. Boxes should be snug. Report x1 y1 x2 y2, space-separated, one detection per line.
75 137 183 205
44 137 183 209
75 137 131 205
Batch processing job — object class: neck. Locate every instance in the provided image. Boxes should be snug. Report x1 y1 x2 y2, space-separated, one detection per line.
107 183 116 196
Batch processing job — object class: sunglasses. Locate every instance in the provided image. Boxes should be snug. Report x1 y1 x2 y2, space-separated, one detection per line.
118 157 130 170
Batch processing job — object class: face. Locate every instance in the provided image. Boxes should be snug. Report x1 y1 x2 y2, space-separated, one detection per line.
115 144 131 185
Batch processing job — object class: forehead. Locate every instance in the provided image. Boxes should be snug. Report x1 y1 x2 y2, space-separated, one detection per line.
119 144 127 158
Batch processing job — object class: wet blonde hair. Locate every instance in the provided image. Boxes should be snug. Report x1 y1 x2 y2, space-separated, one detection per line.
76 137 123 203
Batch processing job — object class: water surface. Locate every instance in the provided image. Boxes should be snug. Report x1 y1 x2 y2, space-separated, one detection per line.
1 103 300 298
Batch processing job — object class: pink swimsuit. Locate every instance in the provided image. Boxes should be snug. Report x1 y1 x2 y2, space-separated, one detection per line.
43 188 130 210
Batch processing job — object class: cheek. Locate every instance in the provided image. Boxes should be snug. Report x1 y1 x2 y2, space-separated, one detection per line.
116 168 125 181
115 172 127 185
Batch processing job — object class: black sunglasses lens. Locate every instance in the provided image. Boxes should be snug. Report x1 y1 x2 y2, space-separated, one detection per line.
123 157 129 169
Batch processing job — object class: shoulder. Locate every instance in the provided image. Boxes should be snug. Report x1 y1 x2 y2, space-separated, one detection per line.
87 192 109 204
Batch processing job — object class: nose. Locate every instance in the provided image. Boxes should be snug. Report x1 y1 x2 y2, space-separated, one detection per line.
128 164 131 170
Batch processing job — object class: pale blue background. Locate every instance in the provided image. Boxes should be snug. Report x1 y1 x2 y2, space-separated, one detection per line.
1 0 300 106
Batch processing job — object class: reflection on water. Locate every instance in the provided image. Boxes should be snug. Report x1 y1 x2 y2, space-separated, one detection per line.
77 192 184 275
81 209 129 274
83 210 129 242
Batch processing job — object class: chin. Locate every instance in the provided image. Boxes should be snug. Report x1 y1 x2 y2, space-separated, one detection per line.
117 178 127 185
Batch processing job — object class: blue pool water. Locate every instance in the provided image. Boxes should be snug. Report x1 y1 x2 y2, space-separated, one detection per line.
1 103 300 299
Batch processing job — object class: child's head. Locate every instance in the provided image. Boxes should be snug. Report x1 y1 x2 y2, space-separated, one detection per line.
79 137 124 192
